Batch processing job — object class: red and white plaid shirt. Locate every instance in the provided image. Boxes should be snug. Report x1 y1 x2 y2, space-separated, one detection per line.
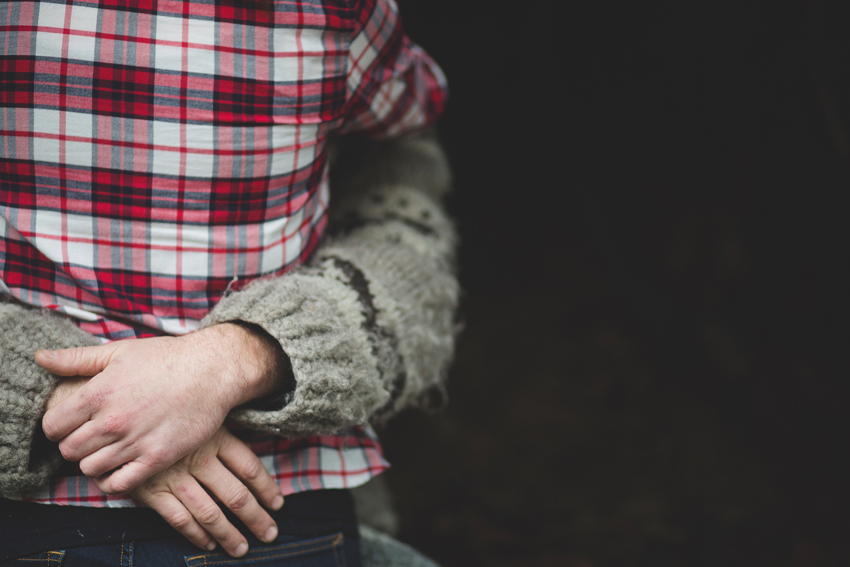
1 0 446 506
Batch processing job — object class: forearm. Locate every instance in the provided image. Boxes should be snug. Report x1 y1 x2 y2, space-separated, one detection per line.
0 132 459 489
0 300 99 497
203 130 460 435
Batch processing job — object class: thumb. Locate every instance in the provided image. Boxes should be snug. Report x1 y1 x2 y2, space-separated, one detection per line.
35 343 120 377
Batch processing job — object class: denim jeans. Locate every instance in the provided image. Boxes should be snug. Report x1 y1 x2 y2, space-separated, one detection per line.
0 490 360 567
1 531 357 566
2 533 358 567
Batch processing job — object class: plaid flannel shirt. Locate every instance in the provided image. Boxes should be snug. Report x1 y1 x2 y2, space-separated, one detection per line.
0 0 447 506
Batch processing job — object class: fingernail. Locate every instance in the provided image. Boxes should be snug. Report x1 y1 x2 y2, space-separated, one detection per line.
234 542 249 557
205 542 216 551
271 494 284 510
39 350 57 360
263 525 278 542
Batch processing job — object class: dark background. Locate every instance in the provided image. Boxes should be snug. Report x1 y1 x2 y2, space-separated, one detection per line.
377 0 850 566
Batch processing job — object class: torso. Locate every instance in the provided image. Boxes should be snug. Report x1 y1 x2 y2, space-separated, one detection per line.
1 0 389 506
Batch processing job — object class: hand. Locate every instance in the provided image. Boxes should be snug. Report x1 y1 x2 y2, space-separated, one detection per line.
37 323 284 494
45 376 90 412
131 427 285 557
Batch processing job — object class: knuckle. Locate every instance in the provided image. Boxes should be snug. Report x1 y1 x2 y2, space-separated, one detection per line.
150 447 169 465
225 486 251 512
42 415 60 440
81 387 106 408
68 347 95 370
149 448 170 467
163 465 187 483
65 347 84 365
95 478 119 494
187 453 211 472
104 475 134 494
169 512 193 530
96 423 115 438
100 413 128 435
196 504 222 526
241 458 264 481
59 442 78 462
78 460 99 478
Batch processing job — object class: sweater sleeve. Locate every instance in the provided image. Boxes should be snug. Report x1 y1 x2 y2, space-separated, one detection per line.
0 131 458 496
202 130 459 436
0 301 100 498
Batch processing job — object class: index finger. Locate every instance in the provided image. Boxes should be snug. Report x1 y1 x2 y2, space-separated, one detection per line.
42 386 93 442
171 475 249 557
217 430 284 511
193 460 278 546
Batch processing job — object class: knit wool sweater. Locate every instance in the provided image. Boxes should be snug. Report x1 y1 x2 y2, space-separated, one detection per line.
0 132 459 498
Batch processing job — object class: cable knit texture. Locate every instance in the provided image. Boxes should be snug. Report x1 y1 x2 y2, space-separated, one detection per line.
0 302 100 498
0 130 459 492
203 131 460 435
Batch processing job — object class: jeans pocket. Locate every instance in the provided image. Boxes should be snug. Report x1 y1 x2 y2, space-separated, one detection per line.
183 533 345 567
2 551 65 566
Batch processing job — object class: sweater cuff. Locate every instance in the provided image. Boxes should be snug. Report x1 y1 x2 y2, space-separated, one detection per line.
200 269 388 437
0 303 99 498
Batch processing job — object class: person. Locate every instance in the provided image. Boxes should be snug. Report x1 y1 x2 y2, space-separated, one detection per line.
0 0 458 564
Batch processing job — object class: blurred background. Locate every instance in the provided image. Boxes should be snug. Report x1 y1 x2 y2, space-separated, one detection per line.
376 0 850 565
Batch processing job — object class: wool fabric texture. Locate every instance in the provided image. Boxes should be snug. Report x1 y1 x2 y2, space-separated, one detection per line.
0 304 100 497
0 131 459 498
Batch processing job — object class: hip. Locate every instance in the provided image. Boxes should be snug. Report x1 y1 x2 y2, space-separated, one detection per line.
0 489 360 566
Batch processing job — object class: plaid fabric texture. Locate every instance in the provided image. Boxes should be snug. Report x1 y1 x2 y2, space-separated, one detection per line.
1 0 446 506
22 426 390 507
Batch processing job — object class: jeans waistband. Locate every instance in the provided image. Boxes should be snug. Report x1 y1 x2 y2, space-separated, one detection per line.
0 489 357 562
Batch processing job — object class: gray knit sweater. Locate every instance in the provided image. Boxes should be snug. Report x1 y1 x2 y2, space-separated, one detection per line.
0 132 459 498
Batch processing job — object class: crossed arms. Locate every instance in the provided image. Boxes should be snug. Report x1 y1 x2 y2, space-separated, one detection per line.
0 132 459 556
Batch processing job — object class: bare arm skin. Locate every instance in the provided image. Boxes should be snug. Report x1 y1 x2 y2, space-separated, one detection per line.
41 356 288 558
1 130 458 502
37 322 285 495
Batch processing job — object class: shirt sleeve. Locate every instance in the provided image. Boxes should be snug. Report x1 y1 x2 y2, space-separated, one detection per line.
342 0 448 137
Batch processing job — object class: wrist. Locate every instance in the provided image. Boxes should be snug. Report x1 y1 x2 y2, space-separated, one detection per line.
195 322 291 408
